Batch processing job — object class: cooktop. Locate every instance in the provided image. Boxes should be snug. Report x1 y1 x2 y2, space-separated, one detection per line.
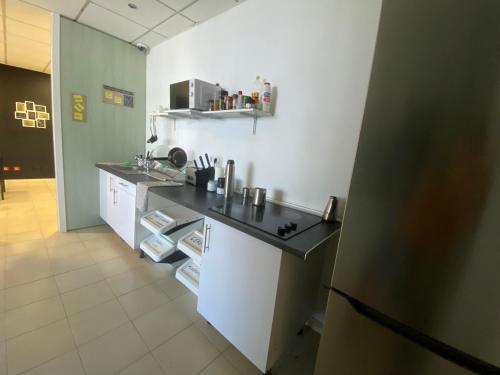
209 197 322 240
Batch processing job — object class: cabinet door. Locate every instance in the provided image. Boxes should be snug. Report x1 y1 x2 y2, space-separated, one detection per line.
113 188 135 248
99 170 111 222
198 217 282 372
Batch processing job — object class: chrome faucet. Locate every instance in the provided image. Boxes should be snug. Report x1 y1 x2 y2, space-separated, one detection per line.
134 152 153 172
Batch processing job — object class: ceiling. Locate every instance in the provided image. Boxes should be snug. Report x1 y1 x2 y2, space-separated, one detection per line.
1 0 244 74
0 0 52 73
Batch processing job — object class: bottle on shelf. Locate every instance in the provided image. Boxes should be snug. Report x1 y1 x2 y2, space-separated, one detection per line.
251 75 263 110
232 94 238 109
262 82 272 113
220 88 228 110
214 83 221 111
236 91 243 109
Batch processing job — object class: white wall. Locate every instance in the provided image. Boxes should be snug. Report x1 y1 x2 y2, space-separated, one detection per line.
146 0 382 214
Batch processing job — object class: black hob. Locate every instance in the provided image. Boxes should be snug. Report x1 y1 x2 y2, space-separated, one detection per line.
209 197 322 240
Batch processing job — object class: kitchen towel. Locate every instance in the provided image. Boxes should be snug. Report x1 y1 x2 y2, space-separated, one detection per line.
136 181 183 212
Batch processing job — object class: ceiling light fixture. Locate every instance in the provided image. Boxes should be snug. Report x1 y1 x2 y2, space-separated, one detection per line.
128 3 138 10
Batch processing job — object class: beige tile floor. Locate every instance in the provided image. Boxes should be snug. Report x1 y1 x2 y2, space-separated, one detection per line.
0 179 319 375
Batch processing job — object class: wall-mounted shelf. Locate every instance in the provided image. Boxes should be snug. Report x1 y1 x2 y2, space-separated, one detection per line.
149 108 272 135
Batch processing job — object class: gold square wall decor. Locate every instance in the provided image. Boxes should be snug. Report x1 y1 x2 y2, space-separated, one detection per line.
22 119 36 128
25 101 35 111
16 102 26 112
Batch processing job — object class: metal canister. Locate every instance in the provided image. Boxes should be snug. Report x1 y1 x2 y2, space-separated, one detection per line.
322 196 338 222
252 188 267 206
242 187 250 200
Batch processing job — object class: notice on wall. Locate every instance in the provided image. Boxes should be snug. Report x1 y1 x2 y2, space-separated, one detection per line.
72 93 87 122
102 85 134 108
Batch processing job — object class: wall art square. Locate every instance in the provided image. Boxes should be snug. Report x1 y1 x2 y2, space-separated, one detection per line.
25 101 35 111
22 119 36 128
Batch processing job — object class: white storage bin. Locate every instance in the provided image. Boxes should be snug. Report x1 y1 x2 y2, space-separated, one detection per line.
140 210 176 234
140 234 176 262
177 230 204 265
176 259 200 296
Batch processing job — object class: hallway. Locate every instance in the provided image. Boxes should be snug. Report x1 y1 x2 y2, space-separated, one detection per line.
0 180 318 375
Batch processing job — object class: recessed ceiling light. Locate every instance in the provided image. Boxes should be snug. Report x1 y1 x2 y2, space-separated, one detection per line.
128 3 138 10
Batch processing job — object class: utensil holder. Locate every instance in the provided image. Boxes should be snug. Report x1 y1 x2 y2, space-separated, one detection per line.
195 167 215 189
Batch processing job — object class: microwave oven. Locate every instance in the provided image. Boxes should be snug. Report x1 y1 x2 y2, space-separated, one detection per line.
170 79 221 111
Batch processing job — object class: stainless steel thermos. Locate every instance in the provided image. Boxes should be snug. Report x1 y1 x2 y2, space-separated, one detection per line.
224 160 235 199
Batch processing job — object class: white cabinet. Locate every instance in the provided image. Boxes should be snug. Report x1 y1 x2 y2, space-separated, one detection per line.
198 217 282 373
112 186 136 247
99 169 112 223
99 169 144 249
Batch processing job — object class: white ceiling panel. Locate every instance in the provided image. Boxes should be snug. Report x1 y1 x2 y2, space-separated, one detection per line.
78 3 148 42
92 0 175 29
158 0 195 12
7 34 50 57
6 0 51 30
154 14 193 38
133 31 166 48
6 18 51 44
181 0 236 23
20 0 87 19
8 59 47 72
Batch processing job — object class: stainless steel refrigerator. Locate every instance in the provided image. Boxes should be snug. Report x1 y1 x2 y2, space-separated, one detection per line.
315 0 500 374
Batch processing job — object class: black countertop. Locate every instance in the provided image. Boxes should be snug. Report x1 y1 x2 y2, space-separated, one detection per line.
97 163 341 259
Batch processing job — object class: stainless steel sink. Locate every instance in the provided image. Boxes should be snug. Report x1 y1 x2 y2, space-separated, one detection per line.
108 165 145 175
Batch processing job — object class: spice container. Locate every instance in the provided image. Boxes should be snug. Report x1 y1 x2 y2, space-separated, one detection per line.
262 82 272 112
243 96 253 109
226 96 233 110
213 99 220 111
217 178 225 195
207 180 217 192
236 91 243 109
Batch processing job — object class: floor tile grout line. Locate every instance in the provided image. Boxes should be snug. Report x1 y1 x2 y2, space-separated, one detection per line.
4 317 71 375
58 289 90 375
2 296 66 342
68 303 132 349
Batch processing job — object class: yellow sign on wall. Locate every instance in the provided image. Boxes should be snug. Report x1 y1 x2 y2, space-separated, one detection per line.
102 85 134 108
72 93 86 122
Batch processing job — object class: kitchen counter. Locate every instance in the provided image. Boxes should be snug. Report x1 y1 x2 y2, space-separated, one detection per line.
96 163 341 259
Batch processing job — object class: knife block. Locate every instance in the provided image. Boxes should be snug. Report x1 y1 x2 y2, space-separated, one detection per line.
195 167 215 188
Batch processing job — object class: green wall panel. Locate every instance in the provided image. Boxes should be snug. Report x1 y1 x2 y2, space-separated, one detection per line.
60 17 146 230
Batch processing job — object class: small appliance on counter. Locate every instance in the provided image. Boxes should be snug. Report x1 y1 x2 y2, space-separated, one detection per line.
170 79 221 111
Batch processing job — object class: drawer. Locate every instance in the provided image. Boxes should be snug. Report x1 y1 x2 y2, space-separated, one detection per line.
177 229 204 265
113 177 136 196
176 259 200 296
140 234 176 262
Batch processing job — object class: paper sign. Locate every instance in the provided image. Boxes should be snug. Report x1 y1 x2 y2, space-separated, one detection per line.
72 93 87 122
102 85 134 108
